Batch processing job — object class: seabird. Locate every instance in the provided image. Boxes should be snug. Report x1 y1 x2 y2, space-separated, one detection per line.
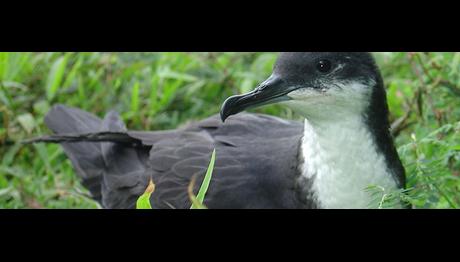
29 52 406 209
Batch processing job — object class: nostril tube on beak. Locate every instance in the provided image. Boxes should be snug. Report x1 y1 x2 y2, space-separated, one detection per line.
258 84 266 91
254 83 269 96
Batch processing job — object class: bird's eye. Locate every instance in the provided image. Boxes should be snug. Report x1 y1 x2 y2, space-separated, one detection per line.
316 59 332 73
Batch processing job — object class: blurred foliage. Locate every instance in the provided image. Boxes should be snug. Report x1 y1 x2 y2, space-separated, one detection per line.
0 52 459 208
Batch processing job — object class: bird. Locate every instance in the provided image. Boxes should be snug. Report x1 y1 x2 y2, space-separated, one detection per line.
28 52 406 209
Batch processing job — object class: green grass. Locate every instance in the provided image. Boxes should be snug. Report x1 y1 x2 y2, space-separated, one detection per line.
136 178 154 209
1 52 459 209
189 148 216 209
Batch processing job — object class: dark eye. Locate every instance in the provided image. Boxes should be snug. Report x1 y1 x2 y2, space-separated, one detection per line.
316 59 332 73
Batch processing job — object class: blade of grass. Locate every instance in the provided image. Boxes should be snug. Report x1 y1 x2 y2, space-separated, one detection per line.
0 52 9 79
190 149 216 209
136 178 155 209
130 81 140 120
46 55 68 101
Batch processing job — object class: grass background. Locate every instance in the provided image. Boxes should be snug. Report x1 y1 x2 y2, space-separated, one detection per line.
0 52 459 209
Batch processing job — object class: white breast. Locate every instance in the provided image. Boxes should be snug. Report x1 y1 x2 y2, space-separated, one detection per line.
300 118 398 209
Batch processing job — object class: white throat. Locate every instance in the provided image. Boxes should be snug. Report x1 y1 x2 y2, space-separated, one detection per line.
300 116 398 209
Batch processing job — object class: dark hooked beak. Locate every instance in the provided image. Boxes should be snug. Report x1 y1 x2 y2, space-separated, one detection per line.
220 75 297 122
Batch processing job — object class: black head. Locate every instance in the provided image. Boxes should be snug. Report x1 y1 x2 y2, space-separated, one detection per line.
274 52 380 86
220 52 383 122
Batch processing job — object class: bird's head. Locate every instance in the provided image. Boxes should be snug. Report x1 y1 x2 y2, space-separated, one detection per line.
220 52 385 124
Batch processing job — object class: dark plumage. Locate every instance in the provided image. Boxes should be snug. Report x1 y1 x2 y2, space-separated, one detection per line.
37 105 306 208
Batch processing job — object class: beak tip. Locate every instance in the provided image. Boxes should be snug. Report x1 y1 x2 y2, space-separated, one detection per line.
220 110 227 123
220 96 236 123
220 75 284 123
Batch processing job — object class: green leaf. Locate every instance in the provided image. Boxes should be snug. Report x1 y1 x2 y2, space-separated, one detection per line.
33 100 50 116
130 81 140 113
62 56 83 88
190 149 216 209
33 143 52 173
149 75 160 113
2 142 22 166
136 178 154 209
46 55 68 101
0 186 13 197
157 67 198 82
449 53 460 77
0 88 10 107
0 52 9 79
17 113 36 134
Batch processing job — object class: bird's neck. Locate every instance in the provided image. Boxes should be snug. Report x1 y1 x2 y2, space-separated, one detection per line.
299 115 400 208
